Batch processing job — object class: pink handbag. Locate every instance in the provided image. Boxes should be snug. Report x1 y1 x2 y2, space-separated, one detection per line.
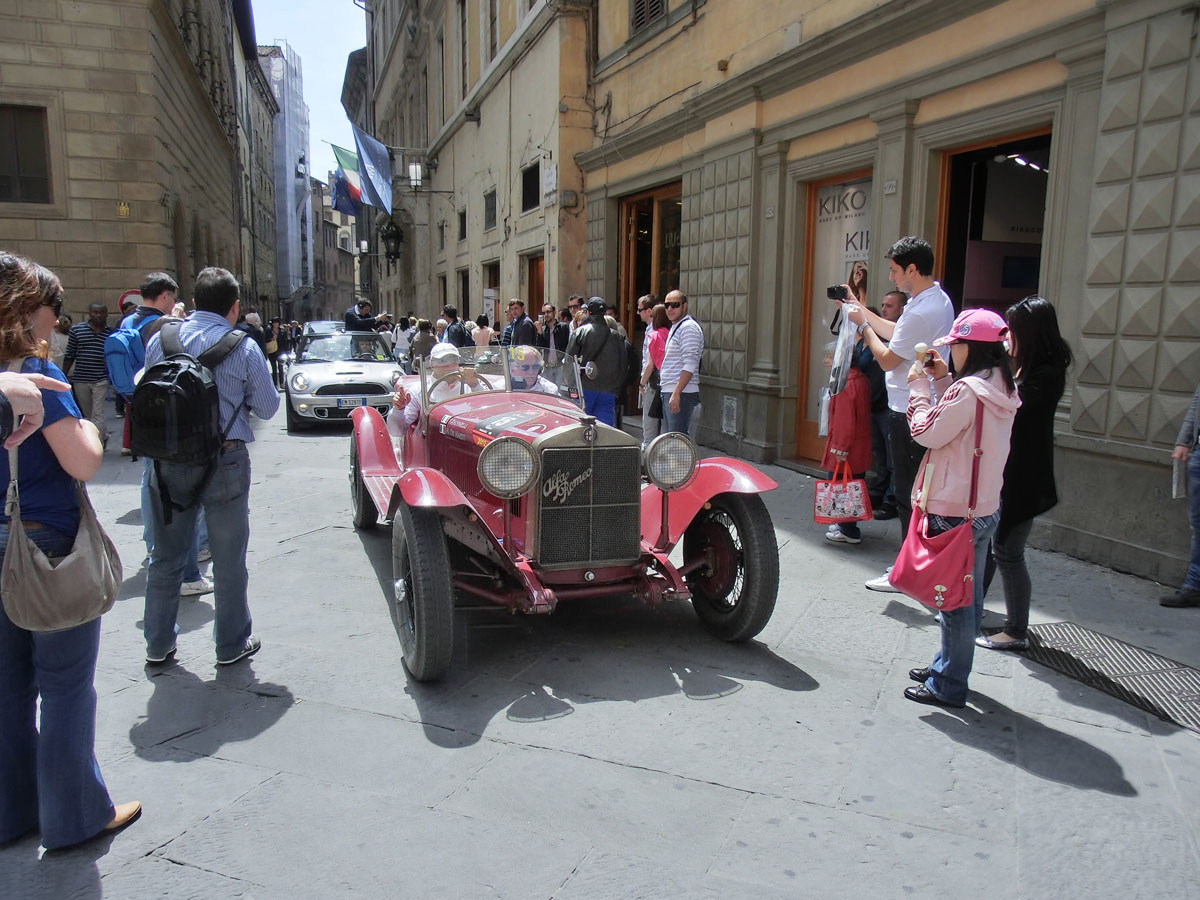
813 460 873 524
889 402 984 611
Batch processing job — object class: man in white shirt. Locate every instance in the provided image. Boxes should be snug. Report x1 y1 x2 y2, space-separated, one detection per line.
844 236 955 592
659 290 704 438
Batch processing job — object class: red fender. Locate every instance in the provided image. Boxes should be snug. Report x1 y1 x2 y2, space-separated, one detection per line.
640 457 778 550
351 406 399 478
395 468 474 509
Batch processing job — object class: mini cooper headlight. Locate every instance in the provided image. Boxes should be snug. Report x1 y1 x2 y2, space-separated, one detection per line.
290 372 310 392
645 432 698 491
477 437 539 499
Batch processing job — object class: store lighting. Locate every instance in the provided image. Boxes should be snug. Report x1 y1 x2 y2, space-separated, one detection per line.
1013 156 1027 166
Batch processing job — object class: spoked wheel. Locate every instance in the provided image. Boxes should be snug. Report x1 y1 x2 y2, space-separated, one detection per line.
391 502 454 681
682 492 779 642
349 437 375 529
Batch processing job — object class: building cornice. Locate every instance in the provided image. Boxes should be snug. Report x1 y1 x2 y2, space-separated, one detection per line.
576 1 1103 173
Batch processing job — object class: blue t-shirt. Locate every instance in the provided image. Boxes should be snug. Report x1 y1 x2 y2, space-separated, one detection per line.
0 358 83 537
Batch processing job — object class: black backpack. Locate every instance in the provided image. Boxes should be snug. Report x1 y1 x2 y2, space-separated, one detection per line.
130 322 250 466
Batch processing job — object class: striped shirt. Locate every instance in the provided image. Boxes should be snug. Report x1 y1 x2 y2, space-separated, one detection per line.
659 315 703 394
144 310 279 443
64 321 111 382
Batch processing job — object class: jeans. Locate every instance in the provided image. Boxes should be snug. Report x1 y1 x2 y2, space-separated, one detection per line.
663 390 700 437
887 410 926 541
142 457 206 581
922 511 1001 706
144 444 252 661
982 517 1035 639
640 385 662 450
1187 448 1200 590
0 525 115 849
868 407 894 510
582 390 616 427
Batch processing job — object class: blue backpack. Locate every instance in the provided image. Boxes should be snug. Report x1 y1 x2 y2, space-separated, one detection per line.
105 312 162 398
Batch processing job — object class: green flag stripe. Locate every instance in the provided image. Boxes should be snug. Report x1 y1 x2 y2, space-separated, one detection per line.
331 144 359 173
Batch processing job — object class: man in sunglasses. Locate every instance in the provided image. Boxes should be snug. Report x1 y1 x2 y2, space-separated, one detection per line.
565 293 584 332
507 345 557 393
659 290 703 438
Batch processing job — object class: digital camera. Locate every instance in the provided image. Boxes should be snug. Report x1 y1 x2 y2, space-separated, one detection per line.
827 285 848 301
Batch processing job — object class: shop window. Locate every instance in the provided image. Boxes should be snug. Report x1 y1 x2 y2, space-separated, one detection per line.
0 105 50 203
521 162 540 213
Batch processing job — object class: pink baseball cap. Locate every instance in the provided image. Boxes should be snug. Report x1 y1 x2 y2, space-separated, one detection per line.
933 308 1009 346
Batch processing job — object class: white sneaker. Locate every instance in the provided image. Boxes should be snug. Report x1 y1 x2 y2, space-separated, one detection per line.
180 577 214 596
825 529 861 545
864 568 899 592
197 548 212 563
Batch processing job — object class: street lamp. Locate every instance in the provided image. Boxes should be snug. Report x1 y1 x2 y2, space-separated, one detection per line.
379 220 402 261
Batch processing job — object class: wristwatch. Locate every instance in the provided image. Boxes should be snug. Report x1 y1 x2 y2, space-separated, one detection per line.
856 321 868 336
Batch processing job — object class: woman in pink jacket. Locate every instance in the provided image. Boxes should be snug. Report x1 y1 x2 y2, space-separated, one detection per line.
903 309 1020 708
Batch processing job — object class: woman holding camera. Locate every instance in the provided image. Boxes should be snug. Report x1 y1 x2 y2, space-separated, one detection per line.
903 309 1020 708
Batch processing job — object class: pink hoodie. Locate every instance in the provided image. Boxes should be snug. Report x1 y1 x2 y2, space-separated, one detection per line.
906 370 1021 518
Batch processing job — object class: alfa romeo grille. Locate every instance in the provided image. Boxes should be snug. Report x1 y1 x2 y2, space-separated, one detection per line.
537 445 641 567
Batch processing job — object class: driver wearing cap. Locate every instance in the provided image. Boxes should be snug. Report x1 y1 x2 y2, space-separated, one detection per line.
391 343 478 427
507 345 557 393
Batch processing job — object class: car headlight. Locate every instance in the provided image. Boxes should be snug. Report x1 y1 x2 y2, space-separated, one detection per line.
645 432 698 491
290 372 309 392
477 437 539 499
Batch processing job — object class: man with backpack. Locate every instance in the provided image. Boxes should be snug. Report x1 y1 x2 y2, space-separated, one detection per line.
442 304 472 348
110 273 212 595
565 297 626 427
136 267 278 667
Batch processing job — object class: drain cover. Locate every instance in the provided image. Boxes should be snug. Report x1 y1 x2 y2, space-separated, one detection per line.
1025 623 1200 733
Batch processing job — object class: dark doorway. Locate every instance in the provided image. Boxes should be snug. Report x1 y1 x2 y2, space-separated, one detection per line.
940 131 1051 315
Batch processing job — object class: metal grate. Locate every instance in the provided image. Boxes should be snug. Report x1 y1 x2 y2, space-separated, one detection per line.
1025 622 1200 733
537 445 640 567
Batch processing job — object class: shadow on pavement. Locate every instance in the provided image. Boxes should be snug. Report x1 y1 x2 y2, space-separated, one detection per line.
917 694 1137 796
130 663 293 760
0 832 104 900
353 523 819 747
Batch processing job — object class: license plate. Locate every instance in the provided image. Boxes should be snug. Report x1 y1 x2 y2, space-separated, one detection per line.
336 397 367 409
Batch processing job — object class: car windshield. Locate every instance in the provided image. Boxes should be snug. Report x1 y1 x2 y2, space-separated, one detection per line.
418 346 583 409
297 333 393 363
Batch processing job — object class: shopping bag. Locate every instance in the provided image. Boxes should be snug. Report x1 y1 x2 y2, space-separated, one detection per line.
817 387 830 437
813 461 873 524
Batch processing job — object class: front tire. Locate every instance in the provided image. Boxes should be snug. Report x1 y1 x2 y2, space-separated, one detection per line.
683 492 779 642
392 502 454 681
285 392 307 433
349 437 375 529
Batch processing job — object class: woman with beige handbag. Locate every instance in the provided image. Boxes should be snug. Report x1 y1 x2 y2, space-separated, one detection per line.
0 252 139 851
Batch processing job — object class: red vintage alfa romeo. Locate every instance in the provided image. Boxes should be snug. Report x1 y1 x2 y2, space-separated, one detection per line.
349 345 780 681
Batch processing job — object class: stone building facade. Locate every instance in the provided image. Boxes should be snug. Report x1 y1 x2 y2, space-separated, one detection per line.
358 0 1199 583
362 0 590 326
0 0 274 317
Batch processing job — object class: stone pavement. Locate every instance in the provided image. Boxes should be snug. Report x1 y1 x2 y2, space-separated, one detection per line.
3 407 1199 899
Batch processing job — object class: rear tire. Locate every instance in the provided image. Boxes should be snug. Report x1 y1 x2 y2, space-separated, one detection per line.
349 437 375 529
683 492 779 642
392 503 454 681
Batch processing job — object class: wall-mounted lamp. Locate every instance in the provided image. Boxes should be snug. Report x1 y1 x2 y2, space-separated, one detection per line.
408 162 423 189
379 220 402 261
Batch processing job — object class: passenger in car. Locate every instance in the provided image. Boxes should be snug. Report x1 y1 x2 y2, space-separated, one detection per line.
508 346 558 394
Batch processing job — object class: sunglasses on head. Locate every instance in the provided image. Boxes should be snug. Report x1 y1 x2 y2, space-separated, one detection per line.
665 301 683 309
43 295 63 316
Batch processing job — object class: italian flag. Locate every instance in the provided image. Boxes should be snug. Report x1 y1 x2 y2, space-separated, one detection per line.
331 144 362 203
